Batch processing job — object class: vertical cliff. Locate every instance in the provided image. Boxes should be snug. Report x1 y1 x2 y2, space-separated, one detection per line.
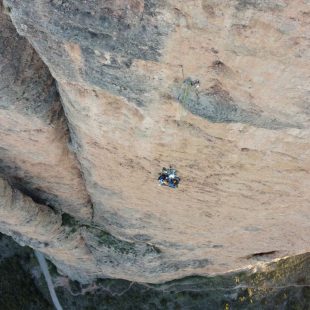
0 0 309 283
0 1 91 219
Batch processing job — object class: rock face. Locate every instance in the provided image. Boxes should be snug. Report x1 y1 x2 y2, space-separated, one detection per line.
0 2 91 219
0 0 309 283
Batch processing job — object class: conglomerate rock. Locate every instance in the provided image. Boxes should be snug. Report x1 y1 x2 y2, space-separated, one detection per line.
0 0 309 283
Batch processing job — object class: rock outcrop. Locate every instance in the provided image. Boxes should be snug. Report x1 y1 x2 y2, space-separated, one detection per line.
0 2 91 219
0 0 309 283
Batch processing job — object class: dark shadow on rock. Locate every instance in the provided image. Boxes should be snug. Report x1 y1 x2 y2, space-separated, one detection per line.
235 0 288 11
176 80 301 130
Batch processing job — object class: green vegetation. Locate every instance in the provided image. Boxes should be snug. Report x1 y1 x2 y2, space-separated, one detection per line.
0 257 52 310
0 239 309 310
61 213 79 233
96 230 138 255
61 212 160 257
88 227 159 257
52 253 309 309
1 231 309 309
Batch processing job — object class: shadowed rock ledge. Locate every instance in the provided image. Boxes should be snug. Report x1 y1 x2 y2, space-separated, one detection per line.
0 1 92 219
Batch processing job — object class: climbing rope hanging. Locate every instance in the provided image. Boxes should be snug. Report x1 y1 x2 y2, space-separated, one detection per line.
157 65 200 189
157 66 193 189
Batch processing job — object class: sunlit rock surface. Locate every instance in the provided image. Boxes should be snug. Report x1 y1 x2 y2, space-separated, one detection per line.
0 0 309 283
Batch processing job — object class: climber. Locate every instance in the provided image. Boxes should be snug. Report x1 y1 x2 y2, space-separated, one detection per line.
178 78 200 104
168 176 180 188
183 77 200 88
158 167 180 188
190 79 200 89
158 173 167 186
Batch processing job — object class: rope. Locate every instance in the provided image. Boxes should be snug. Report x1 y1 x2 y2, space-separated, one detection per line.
35 251 63 310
